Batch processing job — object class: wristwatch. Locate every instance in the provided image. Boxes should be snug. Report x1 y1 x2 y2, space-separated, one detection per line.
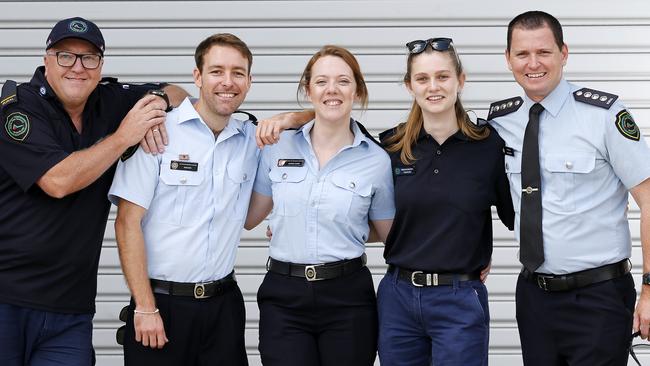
147 89 173 112
642 273 650 285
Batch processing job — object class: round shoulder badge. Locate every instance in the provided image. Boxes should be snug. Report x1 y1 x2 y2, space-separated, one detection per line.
68 20 88 33
4 112 30 142
615 110 640 141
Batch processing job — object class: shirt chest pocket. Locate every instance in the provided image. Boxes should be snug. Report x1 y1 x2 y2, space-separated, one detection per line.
269 167 308 216
158 166 205 226
543 152 595 213
225 160 256 220
326 172 373 225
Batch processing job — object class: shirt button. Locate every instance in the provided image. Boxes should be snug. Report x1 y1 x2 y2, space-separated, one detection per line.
436 150 442 155
180 177 187 184
311 201 317 207
281 173 288 180
349 182 356 189
243 173 248 180
433 169 439 174
565 161 573 170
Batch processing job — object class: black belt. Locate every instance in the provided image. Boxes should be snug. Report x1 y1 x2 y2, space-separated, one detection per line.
389 265 480 287
521 259 631 292
150 272 237 299
267 254 366 281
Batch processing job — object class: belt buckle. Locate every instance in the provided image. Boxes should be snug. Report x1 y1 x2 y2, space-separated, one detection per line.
194 283 208 299
411 271 439 287
536 275 551 291
305 265 323 281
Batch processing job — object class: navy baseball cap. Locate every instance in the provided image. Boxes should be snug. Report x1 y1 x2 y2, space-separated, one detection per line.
46 17 105 55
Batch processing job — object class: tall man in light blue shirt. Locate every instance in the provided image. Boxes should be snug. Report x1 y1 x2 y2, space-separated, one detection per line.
109 33 257 366
488 11 650 365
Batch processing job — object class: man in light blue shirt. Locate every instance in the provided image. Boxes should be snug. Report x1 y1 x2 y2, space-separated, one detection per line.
488 11 650 365
109 33 257 366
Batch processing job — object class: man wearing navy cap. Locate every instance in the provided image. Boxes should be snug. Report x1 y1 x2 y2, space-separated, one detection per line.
0 17 186 366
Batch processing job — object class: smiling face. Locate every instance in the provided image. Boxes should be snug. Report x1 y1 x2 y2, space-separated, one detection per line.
44 38 103 108
193 45 252 120
506 24 568 102
306 55 358 123
406 51 465 120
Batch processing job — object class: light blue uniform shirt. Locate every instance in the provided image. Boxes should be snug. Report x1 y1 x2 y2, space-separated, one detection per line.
108 98 259 282
491 79 650 274
253 119 395 264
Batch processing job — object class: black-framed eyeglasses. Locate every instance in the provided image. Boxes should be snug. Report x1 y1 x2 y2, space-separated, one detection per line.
406 38 454 54
46 51 103 70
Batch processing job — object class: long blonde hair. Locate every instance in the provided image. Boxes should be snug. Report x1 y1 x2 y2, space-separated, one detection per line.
384 46 489 165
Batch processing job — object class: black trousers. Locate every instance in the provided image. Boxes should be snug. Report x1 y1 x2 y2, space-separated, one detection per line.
257 266 377 366
123 284 248 366
516 272 635 366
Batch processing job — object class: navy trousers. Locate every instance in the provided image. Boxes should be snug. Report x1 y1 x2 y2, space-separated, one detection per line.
257 266 377 366
0 303 94 366
516 272 636 366
377 269 490 366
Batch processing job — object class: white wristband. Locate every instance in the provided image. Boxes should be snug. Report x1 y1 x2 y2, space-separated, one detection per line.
133 308 159 315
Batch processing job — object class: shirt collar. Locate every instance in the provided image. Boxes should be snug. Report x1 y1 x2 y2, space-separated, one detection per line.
416 125 470 143
524 78 570 118
297 118 368 148
176 97 245 135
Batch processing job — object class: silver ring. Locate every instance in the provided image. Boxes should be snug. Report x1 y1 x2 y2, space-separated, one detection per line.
152 129 159 133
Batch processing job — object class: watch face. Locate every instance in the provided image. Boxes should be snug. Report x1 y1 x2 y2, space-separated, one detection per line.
643 273 650 285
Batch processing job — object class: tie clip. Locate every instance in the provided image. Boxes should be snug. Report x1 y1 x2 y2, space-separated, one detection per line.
522 186 539 194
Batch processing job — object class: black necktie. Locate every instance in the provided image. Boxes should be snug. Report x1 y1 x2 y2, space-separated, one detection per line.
520 103 545 271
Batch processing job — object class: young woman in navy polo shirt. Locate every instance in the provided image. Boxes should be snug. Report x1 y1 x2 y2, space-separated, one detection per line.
377 38 514 365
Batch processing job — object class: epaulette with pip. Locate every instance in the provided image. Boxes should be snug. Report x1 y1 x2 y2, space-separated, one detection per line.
573 88 618 109
1 80 18 110
233 110 258 125
487 96 523 120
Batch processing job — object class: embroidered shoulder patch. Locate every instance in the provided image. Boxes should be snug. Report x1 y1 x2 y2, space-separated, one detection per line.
5 112 30 141
615 110 640 141
487 97 523 120
573 88 618 109
120 144 139 162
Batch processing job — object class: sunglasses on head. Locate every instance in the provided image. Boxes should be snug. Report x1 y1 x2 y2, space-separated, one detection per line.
406 38 454 54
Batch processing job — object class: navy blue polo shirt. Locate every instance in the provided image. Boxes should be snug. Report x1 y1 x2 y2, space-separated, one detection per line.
0 66 160 314
380 126 514 274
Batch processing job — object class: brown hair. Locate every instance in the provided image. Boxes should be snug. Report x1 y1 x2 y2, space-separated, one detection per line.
194 33 253 74
507 11 564 52
297 45 368 109
385 44 489 165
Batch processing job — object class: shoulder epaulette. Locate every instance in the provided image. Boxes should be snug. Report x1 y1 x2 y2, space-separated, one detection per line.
475 117 488 127
1 80 18 110
233 109 258 125
378 126 398 144
573 88 618 109
121 144 139 162
487 96 523 120
100 77 119 85
355 120 381 148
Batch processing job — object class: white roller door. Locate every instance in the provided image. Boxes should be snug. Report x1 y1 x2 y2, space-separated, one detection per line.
1 1 649 364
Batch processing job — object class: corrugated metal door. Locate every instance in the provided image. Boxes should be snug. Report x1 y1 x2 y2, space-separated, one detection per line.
1 1 648 364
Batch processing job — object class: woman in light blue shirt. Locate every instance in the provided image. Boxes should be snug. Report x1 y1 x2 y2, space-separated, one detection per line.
245 45 395 366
